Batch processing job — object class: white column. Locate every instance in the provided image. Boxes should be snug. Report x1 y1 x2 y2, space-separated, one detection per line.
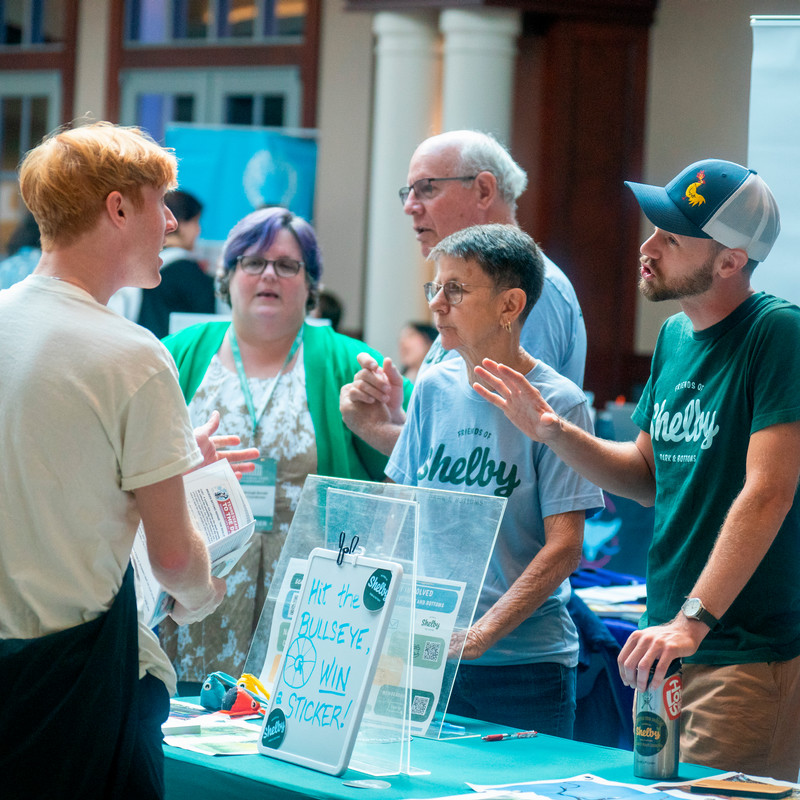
73 0 111 119
363 11 439 360
439 9 521 144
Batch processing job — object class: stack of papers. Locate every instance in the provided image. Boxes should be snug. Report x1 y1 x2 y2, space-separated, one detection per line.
574 584 647 622
162 699 261 756
161 699 214 735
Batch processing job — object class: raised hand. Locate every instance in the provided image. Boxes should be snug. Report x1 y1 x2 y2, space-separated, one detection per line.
192 410 260 479
473 359 561 443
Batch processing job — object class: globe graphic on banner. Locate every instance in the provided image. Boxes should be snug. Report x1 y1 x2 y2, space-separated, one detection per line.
244 149 299 209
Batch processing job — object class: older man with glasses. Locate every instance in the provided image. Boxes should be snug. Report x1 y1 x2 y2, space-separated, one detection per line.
340 129 586 457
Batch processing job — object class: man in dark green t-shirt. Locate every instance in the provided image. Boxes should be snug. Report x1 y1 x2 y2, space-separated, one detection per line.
473 159 800 781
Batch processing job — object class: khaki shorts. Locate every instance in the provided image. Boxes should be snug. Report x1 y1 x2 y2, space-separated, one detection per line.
680 653 800 782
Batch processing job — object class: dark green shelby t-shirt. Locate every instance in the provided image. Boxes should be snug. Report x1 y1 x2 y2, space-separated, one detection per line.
632 293 800 665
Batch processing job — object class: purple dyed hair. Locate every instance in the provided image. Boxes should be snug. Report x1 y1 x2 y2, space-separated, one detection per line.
216 207 322 311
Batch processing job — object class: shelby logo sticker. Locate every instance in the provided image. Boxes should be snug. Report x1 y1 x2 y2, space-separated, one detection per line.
262 708 287 749
634 711 668 755
363 568 392 611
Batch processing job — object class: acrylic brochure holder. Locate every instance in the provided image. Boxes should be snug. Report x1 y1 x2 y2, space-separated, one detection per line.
244 476 505 776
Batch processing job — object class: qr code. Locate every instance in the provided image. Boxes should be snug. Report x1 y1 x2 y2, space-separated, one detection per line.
422 640 441 663
410 695 430 716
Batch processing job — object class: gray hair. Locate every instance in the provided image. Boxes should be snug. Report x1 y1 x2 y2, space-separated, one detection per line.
429 223 544 321
453 131 528 212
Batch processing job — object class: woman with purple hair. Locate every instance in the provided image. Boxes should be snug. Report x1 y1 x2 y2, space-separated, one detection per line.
158 207 412 689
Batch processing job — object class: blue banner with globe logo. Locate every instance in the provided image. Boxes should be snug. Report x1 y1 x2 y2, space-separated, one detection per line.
165 125 317 242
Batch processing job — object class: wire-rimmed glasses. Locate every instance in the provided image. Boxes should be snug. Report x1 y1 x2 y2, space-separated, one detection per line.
423 280 494 305
398 175 478 205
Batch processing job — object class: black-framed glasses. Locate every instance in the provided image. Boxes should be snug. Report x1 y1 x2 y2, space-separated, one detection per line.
398 175 478 205
236 255 304 277
423 280 494 305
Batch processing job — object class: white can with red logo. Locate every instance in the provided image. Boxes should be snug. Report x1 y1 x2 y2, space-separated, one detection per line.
633 660 682 779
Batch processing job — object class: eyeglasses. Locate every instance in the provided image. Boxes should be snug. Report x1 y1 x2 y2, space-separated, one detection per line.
423 280 494 305
236 255 304 277
398 176 478 205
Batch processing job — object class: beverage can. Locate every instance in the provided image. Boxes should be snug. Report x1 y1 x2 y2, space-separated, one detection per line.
633 659 682 779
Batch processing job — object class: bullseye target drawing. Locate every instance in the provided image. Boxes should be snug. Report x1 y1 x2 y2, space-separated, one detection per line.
282 635 317 688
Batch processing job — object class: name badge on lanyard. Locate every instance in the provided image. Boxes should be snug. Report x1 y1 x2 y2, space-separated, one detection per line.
240 456 277 532
229 326 303 534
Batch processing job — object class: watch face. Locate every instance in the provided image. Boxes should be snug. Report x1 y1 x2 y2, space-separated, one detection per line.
683 598 701 616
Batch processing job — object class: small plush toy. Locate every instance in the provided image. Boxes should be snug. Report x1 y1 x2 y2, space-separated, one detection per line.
220 686 264 717
199 671 238 711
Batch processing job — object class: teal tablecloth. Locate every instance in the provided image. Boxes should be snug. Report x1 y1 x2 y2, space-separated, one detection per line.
164 715 717 800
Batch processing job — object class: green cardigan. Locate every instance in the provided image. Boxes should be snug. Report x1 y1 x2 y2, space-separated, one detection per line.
163 320 412 482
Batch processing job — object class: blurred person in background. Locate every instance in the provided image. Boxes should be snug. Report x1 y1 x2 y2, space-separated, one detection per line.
136 189 215 337
0 208 42 290
308 287 344 331
397 320 437 382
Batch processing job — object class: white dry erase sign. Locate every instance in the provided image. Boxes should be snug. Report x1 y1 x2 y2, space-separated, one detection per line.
258 547 402 776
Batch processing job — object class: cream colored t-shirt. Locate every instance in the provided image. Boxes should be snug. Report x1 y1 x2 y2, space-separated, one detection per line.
0 276 202 694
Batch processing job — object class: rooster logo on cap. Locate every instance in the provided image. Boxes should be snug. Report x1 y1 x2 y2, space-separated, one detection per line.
685 170 706 207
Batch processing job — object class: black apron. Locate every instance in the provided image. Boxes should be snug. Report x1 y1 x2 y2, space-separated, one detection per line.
0 564 166 799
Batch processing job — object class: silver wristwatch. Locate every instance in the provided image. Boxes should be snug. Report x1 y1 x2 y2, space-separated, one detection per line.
681 597 722 632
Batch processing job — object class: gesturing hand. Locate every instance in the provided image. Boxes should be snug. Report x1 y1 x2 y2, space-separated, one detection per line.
340 354 406 423
193 410 260 479
473 359 561 443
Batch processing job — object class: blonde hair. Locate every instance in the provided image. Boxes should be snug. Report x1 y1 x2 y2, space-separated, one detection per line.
19 121 178 248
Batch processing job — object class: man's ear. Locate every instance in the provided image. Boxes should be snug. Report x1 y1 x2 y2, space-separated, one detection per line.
474 171 497 210
717 247 749 278
105 191 127 228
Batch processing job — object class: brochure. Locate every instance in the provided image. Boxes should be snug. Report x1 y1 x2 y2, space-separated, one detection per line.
133 459 256 627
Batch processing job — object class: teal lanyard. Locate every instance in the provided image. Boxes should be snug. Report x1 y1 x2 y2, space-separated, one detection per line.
229 326 304 440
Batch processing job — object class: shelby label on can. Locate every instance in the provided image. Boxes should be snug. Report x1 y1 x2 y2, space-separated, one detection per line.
635 672 681 755
633 658 682 780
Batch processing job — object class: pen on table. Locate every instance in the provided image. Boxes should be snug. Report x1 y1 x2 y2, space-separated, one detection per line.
482 730 538 741
440 722 466 735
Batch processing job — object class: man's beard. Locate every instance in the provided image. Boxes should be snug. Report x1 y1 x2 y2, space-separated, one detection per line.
638 252 715 302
